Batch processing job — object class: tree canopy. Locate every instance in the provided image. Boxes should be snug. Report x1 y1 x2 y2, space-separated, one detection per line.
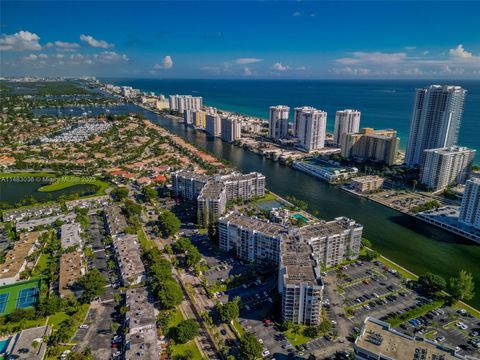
449 270 475 302
170 319 200 344
418 272 447 295
239 332 263 360
215 298 240 323
158 210 181 237
77 269 106 303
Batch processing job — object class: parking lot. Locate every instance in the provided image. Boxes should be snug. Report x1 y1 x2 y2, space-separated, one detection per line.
72 301 122 360
395 307 480 358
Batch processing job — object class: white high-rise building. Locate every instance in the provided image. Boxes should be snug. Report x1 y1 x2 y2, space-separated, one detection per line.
205 114 222 137
459 176 480 230
169 95 203 113
294 107 327 152
405 85 466 167
279 240 323 326
420 146 475 191
221 117 242 143
269 105 290 140
333 109 361 146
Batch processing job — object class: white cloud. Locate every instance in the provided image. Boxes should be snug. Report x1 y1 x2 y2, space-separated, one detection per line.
94 51 129 63
234 58 262 65
154 55 173 69
405 46 416 51
24 54 38 61
297 66 306 71
38 54 49 59
337 51 407 65
0 31 42 51
292 11 301 17
243 67 253 76
273 62 289 71
54 41 80 49
80 34 114 49
449 44 472 59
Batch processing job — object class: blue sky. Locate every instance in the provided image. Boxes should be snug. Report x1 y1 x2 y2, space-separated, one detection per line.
1 1 479 78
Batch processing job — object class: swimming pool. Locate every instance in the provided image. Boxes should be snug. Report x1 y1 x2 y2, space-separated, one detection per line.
0 337 11 354
291 213 309 223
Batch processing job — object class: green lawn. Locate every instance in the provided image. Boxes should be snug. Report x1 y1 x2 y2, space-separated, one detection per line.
284 326 312 346
379 256 418 281
137 228 154 251
169 307 203 360
37 176 109 195
32 253 51 276
230 319 245 338
0 278 41 315
47 311 70 328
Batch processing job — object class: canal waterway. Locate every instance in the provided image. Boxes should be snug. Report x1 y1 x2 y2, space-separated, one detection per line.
26 102 480 307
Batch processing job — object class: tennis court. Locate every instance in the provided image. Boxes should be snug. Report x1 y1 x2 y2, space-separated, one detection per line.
0 294 8 314
16 287 39 309
0 278 41 315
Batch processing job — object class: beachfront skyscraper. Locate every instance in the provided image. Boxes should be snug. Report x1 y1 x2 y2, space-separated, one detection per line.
269 105 290 140
420 146 475 191
459 176 480 230
294 107 327 152
220 116 242 143
205 114 221 137
333 109 361 146
169 95 203 113
405 85 467 167
341 128 399 166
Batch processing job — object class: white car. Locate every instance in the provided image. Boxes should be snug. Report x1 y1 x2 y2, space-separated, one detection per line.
79 324 89 329
258 339 264 344
262 350 270 357
435 336 446 342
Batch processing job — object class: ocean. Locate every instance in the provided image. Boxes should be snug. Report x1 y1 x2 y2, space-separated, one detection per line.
104 78 480 153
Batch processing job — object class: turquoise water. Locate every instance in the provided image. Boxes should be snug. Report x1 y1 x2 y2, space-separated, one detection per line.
292 213 309 222
104 79 480 154
0 338 10 353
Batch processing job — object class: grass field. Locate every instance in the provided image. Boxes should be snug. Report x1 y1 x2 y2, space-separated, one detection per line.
283 325 312 346
169 307 203 360
0 278 41 315
37 176 108 195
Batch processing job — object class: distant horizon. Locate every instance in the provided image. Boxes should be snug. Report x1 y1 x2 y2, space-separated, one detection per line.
2 1 479 79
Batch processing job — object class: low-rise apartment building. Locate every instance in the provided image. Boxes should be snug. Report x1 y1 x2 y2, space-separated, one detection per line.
354 317 466 360
2 204 62 222
65 195 111 210
105 205 128 235
7 325 52 360
124 287 160 360
59 250 85 298
278 240 323 325
0 231 40 286
112 234 146 286
60 222 82 249
350 176 384 193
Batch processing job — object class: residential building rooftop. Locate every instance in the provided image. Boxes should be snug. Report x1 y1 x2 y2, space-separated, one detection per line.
281 240 322 286
60 222 82 249
355 317 465 360
59 251 84 298
0 231 40 282
8 325 52 360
